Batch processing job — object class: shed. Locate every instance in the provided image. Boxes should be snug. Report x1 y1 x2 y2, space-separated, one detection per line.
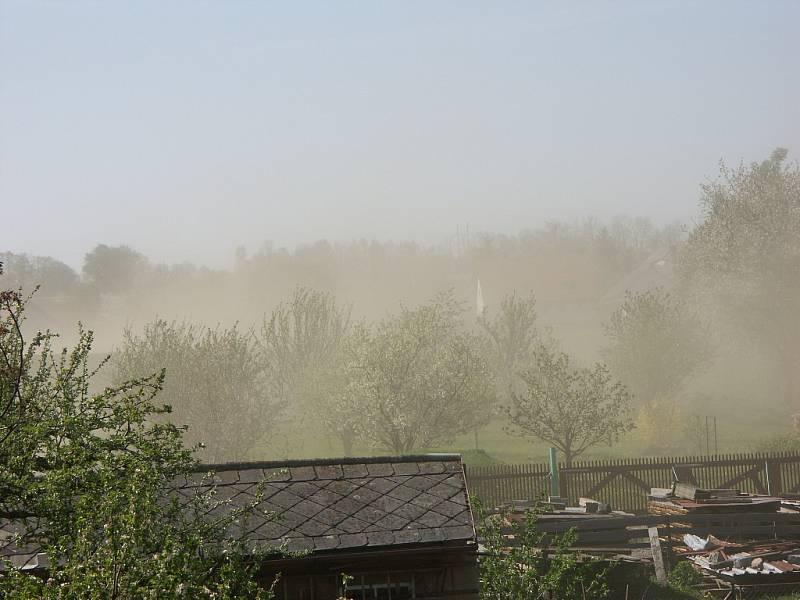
194 453 479 600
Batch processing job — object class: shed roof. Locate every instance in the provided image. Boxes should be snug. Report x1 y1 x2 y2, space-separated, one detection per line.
184 454 476 554
1 454 476 567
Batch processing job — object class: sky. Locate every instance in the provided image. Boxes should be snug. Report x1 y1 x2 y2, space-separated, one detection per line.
1 1 799 269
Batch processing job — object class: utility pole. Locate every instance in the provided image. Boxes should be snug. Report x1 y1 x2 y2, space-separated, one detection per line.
714 416 718 454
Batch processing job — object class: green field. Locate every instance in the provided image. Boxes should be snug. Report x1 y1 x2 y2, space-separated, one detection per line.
259 404 796 466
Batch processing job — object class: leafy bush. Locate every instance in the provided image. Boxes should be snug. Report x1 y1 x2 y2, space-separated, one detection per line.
667 561 702 592
0 285 277 598
475 498 611 600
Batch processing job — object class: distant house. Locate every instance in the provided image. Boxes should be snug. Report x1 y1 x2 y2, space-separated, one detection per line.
600 246 675 305
199 453 480 600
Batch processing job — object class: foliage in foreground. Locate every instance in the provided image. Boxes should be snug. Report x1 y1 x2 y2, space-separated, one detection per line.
475 499 610 600
0 278 276 598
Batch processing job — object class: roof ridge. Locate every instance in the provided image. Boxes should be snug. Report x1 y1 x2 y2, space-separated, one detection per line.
192 453 463 472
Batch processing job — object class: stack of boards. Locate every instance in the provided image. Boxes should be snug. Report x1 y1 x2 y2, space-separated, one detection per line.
648 482 781 515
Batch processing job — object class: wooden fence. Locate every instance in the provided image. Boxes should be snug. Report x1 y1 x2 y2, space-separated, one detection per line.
465 463 551 509
465 452 800 513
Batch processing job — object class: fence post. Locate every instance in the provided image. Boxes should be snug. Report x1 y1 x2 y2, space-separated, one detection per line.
766 459 783 496
549 448 560 498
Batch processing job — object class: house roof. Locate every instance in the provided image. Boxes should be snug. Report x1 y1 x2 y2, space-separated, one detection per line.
600 246 675 304
182 454 476 554
1 454 476 568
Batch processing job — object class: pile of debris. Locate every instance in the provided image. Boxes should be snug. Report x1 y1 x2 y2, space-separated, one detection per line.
779 493 800 512
682 534 800 584
648 482 782 515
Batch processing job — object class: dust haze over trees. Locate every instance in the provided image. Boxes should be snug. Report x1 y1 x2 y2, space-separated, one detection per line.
478 291 539 403
113 320 282 463
256 287 355 455
601 288 712 452
603 288 711 405
678 148 800 408
4 148 800 460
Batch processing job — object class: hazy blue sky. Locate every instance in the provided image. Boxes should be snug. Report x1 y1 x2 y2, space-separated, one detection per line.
2 1 798 268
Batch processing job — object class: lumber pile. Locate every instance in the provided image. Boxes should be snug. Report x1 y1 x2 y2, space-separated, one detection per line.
648 482 781 515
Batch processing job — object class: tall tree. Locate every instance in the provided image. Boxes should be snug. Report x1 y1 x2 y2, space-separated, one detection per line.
82 244 148 293
257 286 351 407
602 287 711 404
352 293 494 454
678 148 800 406
311 324 372 456
257 287 353 453
505 344 634 466
478 291 538 401
113 320 282 462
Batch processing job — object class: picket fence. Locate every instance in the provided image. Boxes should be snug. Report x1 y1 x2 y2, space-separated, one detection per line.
464 452 800 513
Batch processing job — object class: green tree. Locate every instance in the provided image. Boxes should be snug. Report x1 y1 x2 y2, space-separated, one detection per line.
257 287 351 407
310 324 372 456
478 291 538 402
257 287 353 453
82 244 148 293
0 252 78 296
505 344 634 466
602 288 711 404
678 148 800 406
113 319 282 462
352 293 494 454
0 283 275 598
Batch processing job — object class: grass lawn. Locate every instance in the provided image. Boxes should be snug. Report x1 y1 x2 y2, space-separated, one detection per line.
258 403 795 465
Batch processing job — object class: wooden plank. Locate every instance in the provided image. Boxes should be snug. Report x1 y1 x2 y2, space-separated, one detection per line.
530 515 660 533
717 465 763 491
674 482 710 500
649 527 668 584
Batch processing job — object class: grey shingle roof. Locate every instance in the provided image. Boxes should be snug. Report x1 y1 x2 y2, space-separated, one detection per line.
1 454 475 567
186 454 475 554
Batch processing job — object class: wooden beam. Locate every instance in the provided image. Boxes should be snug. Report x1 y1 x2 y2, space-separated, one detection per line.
583 470 620 499
649 527 668 584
